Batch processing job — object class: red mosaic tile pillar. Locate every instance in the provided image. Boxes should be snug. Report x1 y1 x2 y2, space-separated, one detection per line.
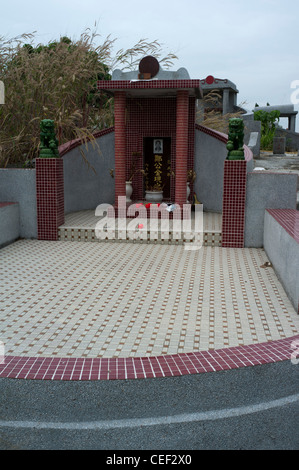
36 158 64 240
222 160 247 248
114 91 127 211
175 91 189 208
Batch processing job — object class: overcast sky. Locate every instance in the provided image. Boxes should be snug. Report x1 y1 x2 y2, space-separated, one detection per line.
1 0 298 129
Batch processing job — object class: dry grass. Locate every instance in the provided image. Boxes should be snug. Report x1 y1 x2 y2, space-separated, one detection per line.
196 89 246 134
0 27 177 167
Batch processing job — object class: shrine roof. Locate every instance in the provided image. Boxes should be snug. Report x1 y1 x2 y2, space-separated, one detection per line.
97 79 202 98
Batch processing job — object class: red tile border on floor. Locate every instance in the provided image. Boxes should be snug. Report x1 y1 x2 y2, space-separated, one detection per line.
0 336 297 381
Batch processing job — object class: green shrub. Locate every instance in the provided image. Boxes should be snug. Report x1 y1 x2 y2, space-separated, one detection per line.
254 108 280 151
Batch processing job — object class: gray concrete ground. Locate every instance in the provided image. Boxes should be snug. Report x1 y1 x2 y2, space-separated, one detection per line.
253 151 299 206
0 361 298 450
254 151 299 173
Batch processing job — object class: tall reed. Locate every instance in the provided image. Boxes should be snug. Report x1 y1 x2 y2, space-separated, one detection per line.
0 27 177 167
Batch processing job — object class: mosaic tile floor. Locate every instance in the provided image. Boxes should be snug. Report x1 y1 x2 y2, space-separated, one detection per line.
1 239 298 360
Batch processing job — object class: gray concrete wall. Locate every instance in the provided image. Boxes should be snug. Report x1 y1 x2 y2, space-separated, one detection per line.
0 169 37 239
194 128 253 212
64 128 253 215
245 172 297 247
0 203 20 247
63 131 115 213
194 129 227 212
264 211 299 312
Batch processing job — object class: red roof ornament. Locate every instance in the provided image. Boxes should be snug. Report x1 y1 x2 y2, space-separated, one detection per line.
206 75 215 85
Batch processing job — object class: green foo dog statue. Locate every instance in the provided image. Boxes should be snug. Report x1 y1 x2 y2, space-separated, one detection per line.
39 119 59 158
226 118 245 160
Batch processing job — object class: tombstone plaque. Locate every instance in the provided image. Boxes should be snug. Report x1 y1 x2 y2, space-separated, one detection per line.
273 137 286 155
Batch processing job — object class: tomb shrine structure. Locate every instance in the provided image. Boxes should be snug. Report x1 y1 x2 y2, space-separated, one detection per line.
97 56 202 212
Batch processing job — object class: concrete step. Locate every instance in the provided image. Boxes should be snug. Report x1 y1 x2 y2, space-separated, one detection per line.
58 210 223 247
58 226 222 247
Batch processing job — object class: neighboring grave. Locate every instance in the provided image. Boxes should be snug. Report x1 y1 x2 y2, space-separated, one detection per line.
198 75 245 115
254 104 298 133
248 132 259 149
273 136 286 155
253 104 299 152
242 115 261 157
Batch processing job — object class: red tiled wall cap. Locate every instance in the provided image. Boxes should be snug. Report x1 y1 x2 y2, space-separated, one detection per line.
58 127 115 157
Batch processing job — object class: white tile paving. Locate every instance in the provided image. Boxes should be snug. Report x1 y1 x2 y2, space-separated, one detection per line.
0 239 298 359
